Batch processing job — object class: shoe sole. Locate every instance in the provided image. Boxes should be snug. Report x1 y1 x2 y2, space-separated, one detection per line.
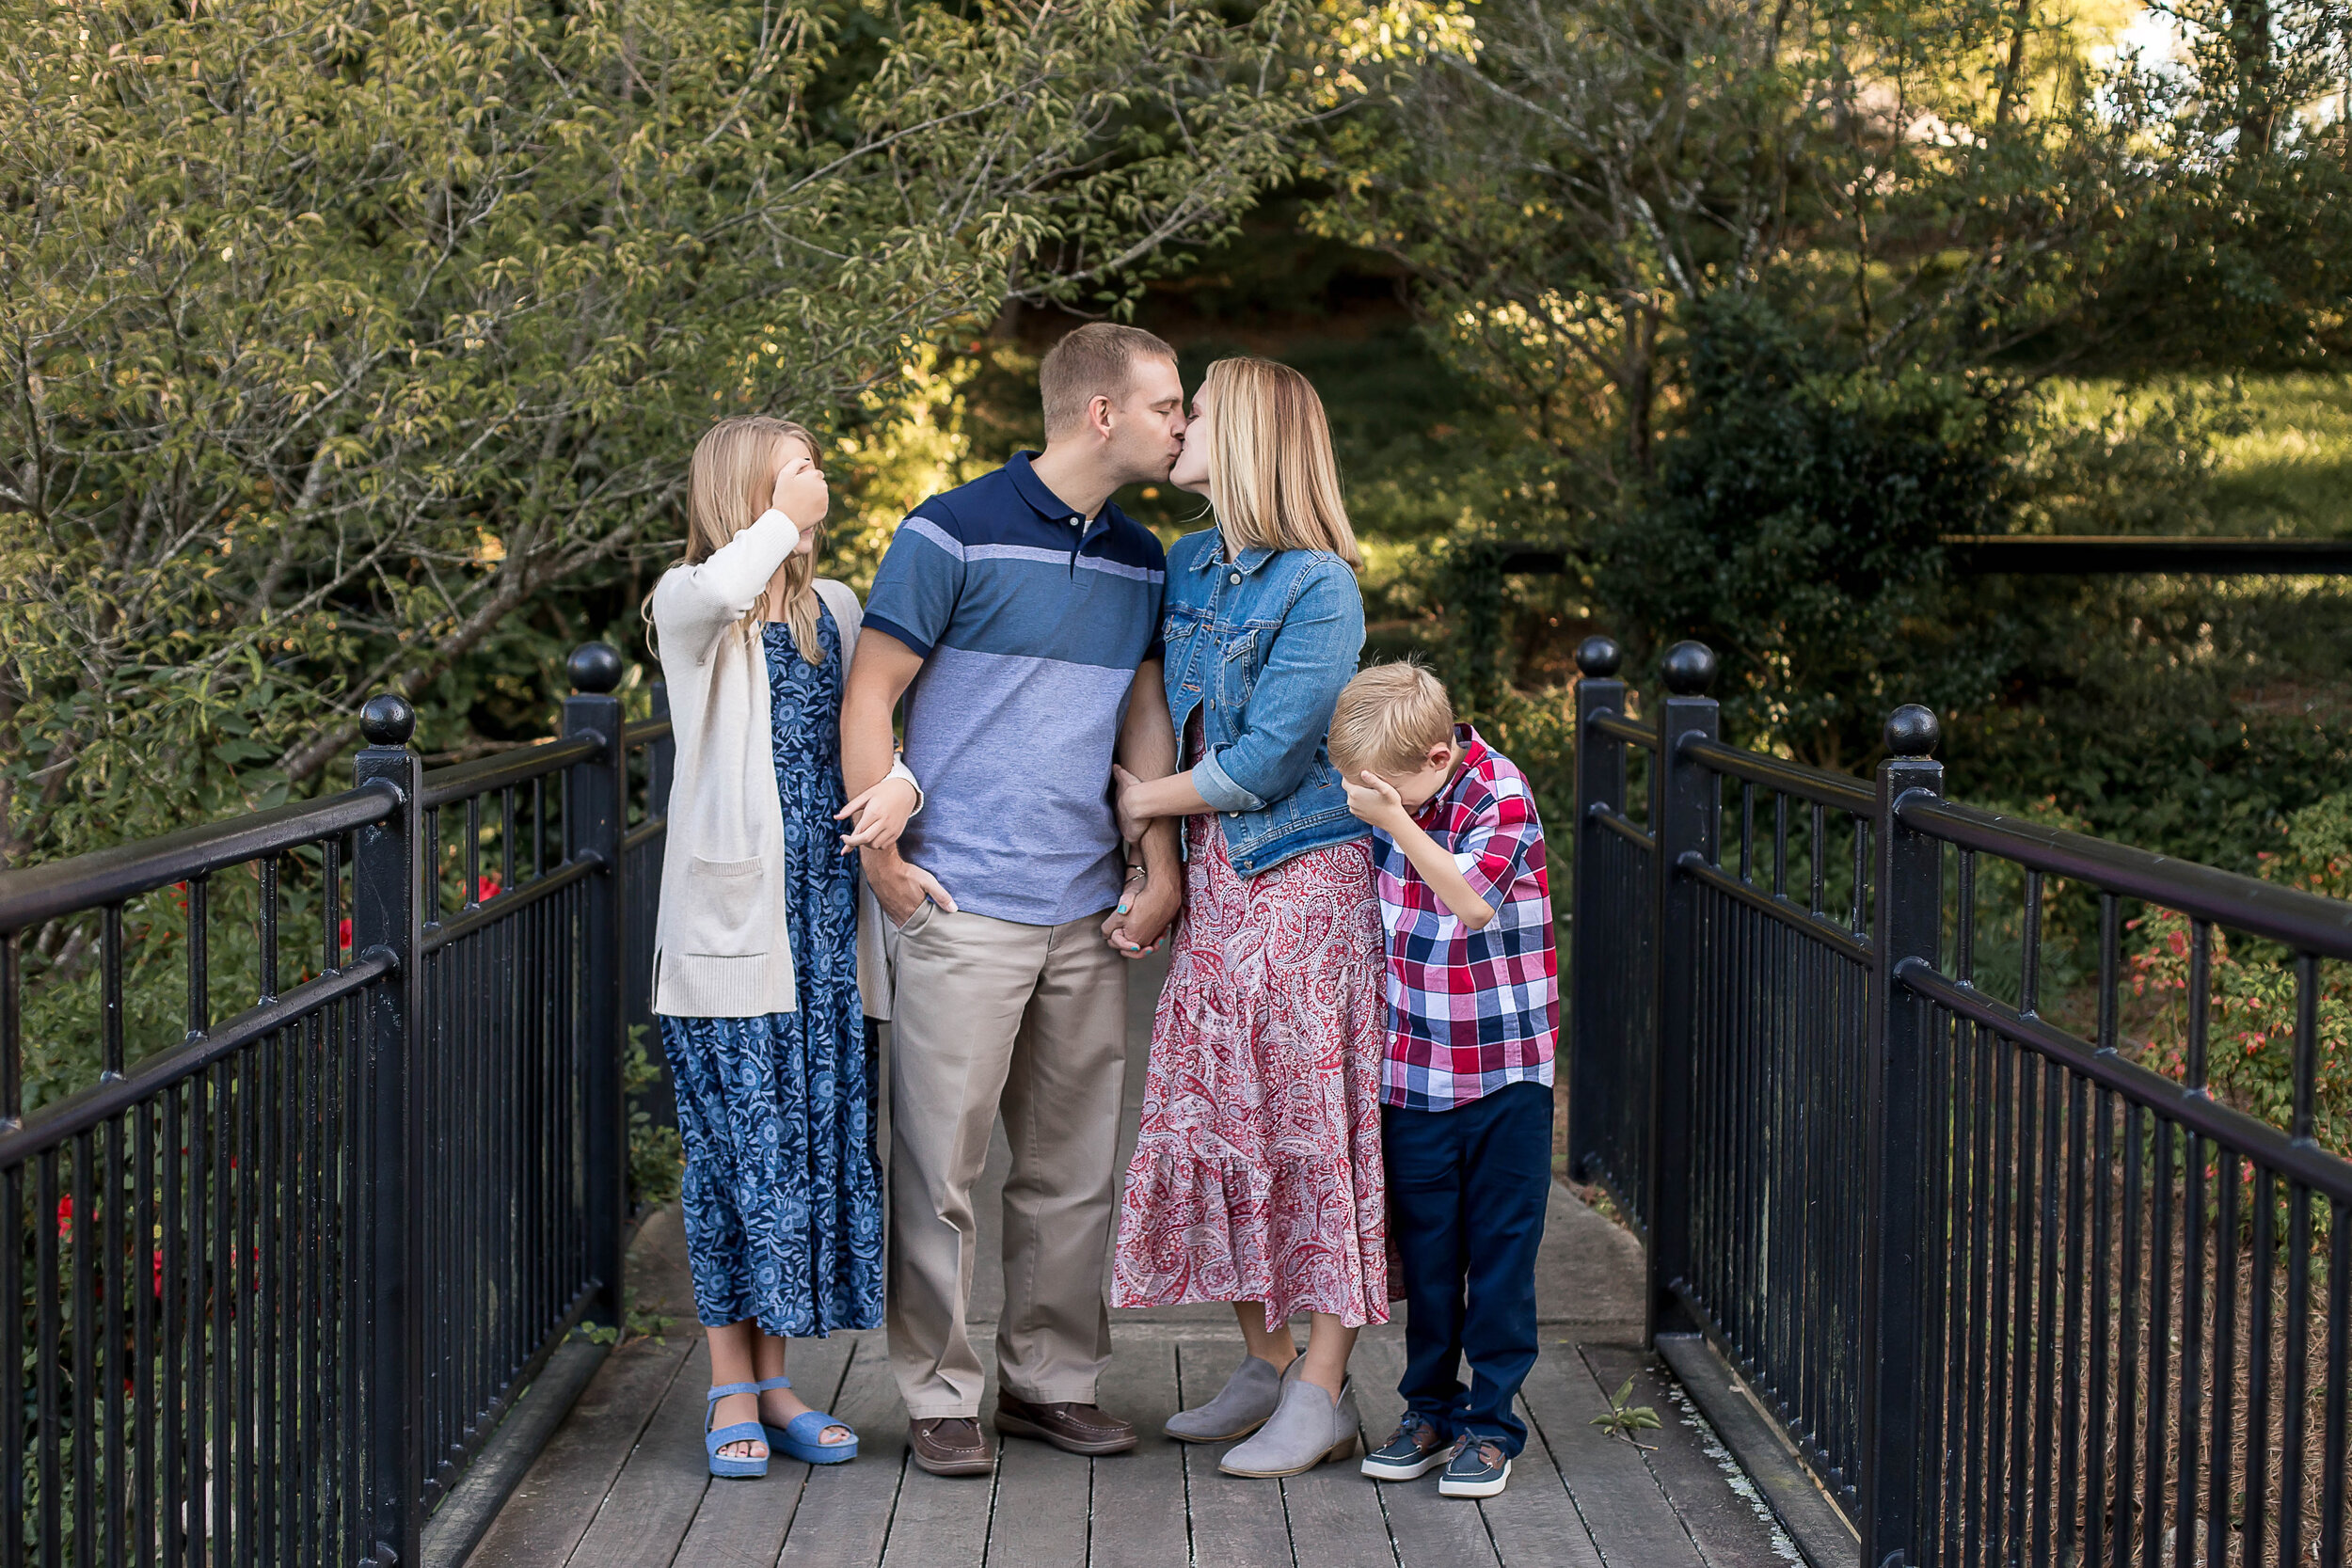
909 1448 994 1477
1164 1415 1269 1445
1438 1458 1512 1498
993 1411 1139 1456
1360 1449 1451 1481
1218 1433 1360 1479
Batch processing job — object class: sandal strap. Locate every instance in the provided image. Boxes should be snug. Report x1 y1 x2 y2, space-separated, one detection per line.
753 1375 792 1392
707 1381 765 1403
783 1409 850 1443
705 1419 768 1449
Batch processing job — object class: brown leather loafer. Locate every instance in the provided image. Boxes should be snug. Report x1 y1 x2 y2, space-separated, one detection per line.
909 1416 993 1476
993 1393 1138 1456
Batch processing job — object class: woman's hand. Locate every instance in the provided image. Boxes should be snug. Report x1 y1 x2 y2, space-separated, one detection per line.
1110 763 1152 847
1343 769 1413 834
771 451 830 529
837 776 919 854
1102 868 1179 958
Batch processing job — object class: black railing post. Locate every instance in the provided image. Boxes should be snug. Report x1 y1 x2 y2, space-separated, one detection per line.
1646 641 1718 1344
1859 704 1944 1568
352 693 423 1568
1568 635 1627 1182
565 643 629 1328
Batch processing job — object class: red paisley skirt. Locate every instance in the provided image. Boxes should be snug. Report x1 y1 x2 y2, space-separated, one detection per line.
1111 817 1390 1330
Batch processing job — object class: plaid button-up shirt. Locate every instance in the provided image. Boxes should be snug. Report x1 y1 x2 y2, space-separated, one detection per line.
1371 725 1559 1112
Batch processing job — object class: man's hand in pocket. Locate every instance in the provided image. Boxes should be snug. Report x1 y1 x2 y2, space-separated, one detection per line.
863 846 956 925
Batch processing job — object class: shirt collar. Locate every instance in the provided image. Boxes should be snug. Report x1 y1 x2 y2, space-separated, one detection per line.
1009 451 1088 524
1189 529 1279 576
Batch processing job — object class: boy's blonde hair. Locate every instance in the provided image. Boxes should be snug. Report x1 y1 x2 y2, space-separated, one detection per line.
1200 356 1361 570
679 414 826 662
1328 660 1455 779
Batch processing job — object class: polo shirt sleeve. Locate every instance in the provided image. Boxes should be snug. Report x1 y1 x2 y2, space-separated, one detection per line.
862 514 964 659
1449 775 1541 906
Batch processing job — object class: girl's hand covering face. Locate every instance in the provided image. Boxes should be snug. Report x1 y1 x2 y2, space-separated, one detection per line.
771 448 830 528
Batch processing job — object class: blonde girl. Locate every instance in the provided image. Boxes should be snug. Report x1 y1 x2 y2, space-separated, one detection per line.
648 415 920 1479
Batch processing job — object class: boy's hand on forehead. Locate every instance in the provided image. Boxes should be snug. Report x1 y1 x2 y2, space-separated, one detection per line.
1343 770 1412 833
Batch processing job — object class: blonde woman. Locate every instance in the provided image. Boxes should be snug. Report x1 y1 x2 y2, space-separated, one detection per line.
1108 357 1386 1477
648 416 922 1479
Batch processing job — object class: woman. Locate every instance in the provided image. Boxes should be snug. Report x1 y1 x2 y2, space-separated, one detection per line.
1109 356 1387 1478
647 415 920 1477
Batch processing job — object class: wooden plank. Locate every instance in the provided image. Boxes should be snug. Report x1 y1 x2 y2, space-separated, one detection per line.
1654 1334 1856 1568
425 1338 610 1568
1518 1341 1707 1568
1178 1342 1303 1568
1086 1337 1188 1568
1352 1333 1500 1568
779 1333 910 1568
672 1334 858 1568
985 1423 1090 1564
465 1327 698 1567
1478 1386 1605 1568
1581 1344 1797 1568
874 1340 994 1568
564 1338 721 1567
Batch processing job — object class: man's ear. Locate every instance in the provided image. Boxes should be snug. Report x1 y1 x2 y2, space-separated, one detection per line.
1087 393 1116 443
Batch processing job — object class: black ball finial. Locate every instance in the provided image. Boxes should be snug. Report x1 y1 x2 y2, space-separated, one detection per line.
568 642 625 695
1884 704 1941 759
358 693 416 749
1660 641 1718 697
1574 635 1623 678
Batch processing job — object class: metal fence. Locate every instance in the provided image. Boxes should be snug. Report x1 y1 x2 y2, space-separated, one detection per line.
2 644 672 1567
1567 635 2352 1568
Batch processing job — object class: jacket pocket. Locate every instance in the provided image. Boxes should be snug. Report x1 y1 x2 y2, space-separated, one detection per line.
1220 629 1259 707
681 855 771 957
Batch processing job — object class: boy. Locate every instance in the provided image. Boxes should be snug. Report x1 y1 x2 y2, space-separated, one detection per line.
1330 661 1558 1499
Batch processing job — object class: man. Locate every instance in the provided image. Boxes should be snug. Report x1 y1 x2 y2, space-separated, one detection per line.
839 322 1187 1476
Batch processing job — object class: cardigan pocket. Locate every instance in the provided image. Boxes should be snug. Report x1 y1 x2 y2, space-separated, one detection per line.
681 855 771 957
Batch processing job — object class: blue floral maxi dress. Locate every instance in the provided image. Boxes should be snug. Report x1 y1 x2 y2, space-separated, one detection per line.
657 608 885 1337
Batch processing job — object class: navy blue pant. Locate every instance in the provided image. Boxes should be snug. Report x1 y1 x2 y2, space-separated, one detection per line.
1383 1080 1552 1457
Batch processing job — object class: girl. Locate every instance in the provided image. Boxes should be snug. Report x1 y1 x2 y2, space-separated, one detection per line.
1108 357 1388 1478
647 415 922 1478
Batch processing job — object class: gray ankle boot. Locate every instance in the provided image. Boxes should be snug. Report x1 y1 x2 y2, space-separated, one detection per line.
1165 1354 1286 1443
1216 1371 1359 1478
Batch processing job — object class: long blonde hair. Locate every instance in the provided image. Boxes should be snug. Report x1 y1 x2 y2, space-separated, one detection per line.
1200 357 1359 570
674 414 826 662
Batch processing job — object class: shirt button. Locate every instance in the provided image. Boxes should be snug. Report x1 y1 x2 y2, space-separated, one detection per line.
1229 572 1242 585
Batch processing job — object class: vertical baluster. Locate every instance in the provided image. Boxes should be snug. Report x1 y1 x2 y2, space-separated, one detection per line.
2058 1066 2087 1566
209 1063 230 1565
183 1069 209 1568
2280 956 2321 1567
260 857 279 1003
2032 1055 2059 1566
37 1148 62 1568
70 1132 94 1568
2245 1162 2275 1568
1740 782 1755 882
2142 1117 2174 1568
2113 1102 2143 1568
1569 638 1628 1196
466 794 482 908
2208 1134 2239 1568
2321 1198 2348 1568
134 1098 157 1568
2009 1044 2037 1560
2088 1086 2114 1568
2177 923 2211 1568
1987 1038 2014 1563
160 1086 183 1565
238 1046 260 1568
1809 802 1825 915
323 838 341 972
501 787 516 896
186 879 209 1043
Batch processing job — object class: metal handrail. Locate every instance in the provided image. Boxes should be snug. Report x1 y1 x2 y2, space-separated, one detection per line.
624 715 673 746
1679 735 1878 816
1586 708 1660 748
1898 793 2352 957
419 734 603 809
0 781 399 933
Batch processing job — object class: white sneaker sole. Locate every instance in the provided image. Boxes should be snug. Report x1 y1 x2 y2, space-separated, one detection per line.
1438 1456 1511 1497
1360 1449 1451 1481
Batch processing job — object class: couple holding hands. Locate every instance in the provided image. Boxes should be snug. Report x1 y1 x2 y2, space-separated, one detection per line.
648 325 1558 1498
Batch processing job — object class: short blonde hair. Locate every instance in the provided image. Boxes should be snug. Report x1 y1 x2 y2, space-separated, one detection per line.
1328 660 1454 779
1039 323 1179 438
1200 357 1360 570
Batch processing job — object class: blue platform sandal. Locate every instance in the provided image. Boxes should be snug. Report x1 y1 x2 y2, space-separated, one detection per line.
753 1374 859 1465
705 1382 771 1480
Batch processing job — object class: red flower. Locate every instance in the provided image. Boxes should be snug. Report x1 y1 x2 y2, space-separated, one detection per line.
476 873 501 901
55 1194 71 1240
337 915 352 954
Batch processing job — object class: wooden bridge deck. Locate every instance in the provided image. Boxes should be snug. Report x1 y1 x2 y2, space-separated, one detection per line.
458 961 1823 1568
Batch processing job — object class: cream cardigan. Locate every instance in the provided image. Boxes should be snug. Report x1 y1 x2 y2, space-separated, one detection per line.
649 509 916 1019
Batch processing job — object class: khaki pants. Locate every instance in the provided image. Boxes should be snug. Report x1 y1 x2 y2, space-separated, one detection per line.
886 903 1127 1418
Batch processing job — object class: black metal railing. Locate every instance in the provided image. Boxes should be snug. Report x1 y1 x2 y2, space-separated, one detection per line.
3 643 672 1567
1568 635 2352 1568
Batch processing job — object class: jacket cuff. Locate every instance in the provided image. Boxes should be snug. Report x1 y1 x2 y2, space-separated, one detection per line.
887 756 925 817
1191 751 1267 814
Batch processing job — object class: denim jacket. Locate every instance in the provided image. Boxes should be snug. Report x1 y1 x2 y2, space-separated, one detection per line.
1162 528 1369 877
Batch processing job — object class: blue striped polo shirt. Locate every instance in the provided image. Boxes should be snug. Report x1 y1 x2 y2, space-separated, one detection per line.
863 452 1168 926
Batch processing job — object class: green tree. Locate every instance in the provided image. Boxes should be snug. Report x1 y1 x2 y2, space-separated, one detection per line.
0 0 1326 874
